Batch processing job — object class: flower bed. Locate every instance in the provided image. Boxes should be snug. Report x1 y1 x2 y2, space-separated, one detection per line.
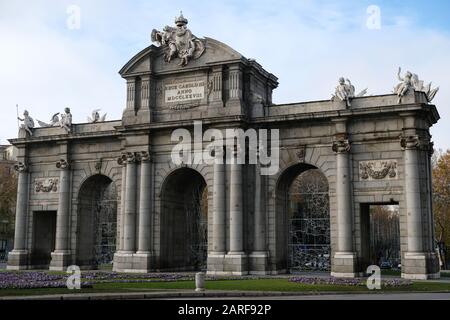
288 276 412 287
0 271 190 289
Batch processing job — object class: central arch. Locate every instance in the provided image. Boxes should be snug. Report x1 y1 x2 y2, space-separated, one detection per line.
160 168 208 271
275 163 330 273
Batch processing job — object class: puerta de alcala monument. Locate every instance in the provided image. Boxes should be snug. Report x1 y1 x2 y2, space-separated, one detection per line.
7 13 441 279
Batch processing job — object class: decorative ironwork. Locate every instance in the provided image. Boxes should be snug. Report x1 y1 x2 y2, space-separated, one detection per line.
185 184 208 271
288 169 330 272
92 183 117 265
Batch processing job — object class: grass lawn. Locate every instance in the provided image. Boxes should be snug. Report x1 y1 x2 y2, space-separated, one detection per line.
1 279 450 297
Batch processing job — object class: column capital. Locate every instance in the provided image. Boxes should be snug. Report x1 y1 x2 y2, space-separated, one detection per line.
400 135 432 151
14 161 28 172
55 159 70 170
137 151 152 163
118 152 138 165
332 139 351 154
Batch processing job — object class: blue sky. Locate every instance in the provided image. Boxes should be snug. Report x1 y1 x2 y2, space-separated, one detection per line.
0 0 449 150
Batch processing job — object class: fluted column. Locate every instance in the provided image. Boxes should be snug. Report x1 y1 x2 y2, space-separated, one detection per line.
126 78 136 110
137 152 151 253
229 151 244 254
54 159 71 252
123 152 137 253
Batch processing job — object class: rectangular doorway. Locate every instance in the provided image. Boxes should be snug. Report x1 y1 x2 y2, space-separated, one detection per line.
360 203 400 270
31 211 56 267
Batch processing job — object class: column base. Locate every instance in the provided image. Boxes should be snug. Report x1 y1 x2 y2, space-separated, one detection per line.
331 252 359 278
132 252 154 273
6 250 29 270
223 252 248 275
49 251 72 271
402 252 440 280
207 252 226 275
249 251 270 275
112 251 135 272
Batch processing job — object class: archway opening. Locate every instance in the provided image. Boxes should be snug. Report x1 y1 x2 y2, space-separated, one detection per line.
360 204 400 271
77 175 117 269
160 168 208 271
276 164 330 273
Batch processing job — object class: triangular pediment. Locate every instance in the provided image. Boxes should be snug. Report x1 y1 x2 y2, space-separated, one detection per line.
119 37 245 78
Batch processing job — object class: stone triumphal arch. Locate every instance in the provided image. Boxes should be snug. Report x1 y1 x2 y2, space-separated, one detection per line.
8 14 440 279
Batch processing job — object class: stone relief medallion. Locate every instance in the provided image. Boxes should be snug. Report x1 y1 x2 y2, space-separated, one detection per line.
35 178 59 193
359 160 398 181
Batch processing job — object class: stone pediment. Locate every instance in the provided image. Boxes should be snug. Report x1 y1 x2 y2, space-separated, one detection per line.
119 37 244 78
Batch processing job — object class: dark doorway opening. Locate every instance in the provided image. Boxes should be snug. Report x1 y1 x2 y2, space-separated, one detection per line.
160 168 208 271
31 211 56 267
360 204 401 270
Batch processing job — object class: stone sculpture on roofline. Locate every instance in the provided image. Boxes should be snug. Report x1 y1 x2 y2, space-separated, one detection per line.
17 110 34 137
332 77 367 107
395 67 439 104
151 11 205 67
87 109 107 123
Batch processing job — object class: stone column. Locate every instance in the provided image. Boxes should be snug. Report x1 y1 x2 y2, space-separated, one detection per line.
7 162 29 270
134 151 153 272
253 163 266 252
207 148 227 275
403 136 423 253
210 66 224 108
400 135 439 279
113 152 138 272
229 154 244 253
137 152 151 253
331 138 357 278
225 150 248 275
50 159 72 270
249 156 269 275
123 152 137 253
212 161 226 254
119 163 127 251
227 65 243 111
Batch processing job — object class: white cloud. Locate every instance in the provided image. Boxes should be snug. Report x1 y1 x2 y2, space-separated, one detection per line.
0 0 448 150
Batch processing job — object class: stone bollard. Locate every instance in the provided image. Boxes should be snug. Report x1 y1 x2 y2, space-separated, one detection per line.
195 272 205 292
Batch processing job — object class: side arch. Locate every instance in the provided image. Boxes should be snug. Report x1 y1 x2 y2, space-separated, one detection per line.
75 174 118 268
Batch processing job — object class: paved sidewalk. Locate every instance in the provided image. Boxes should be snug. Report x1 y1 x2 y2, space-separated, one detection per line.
2 289 450 301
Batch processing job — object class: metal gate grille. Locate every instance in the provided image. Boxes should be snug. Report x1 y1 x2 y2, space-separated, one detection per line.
288 170 330 272
185 185 208 271
93 185 117 265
